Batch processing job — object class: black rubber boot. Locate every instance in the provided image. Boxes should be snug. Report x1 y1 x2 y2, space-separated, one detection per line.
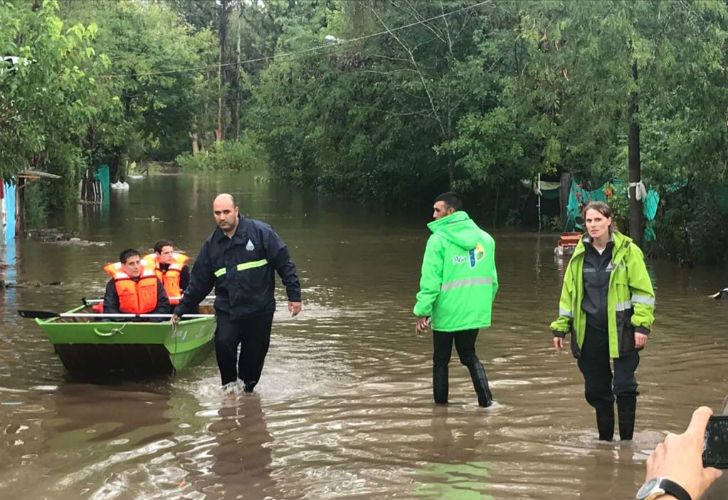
617 395 636 441
596 405 615 441
467 363 493 407
433 366 448 405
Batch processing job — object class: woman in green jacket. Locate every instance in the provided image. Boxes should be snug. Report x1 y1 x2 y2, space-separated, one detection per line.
550 201 655 441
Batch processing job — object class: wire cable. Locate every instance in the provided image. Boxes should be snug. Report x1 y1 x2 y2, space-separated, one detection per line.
100 0 491 79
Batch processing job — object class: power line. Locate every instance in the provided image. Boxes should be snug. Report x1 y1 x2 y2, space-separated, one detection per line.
100 0 491 79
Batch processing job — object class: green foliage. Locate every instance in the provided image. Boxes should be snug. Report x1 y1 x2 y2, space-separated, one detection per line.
176 134 268 171
1 0 218 211
540 215 562 233
652 187 728 266
0 0 99 180
607 191 630 235
3 0 728 264
22 181 46 229
249 1 481 201
61 0 218 167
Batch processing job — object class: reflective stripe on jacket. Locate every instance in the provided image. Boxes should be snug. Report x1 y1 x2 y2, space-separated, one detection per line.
103 262 159 314
175 217 301 320
413 211 498 332
549 231 655 359
143 252 189 305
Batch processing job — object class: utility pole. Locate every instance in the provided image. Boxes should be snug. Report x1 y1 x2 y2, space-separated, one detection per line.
628 59 643 248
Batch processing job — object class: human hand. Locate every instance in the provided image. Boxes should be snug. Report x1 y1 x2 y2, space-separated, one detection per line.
645 406 722 499
635 332 648 349
415 317 431 334
288 301 302 317
171 314 181 325
553 336 564 353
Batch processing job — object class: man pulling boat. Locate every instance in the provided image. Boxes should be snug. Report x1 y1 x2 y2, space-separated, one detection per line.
172 193 302 393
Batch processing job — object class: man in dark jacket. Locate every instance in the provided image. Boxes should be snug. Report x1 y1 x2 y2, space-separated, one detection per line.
172 193 302 393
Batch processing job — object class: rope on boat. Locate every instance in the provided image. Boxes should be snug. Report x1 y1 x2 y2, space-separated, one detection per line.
93 323 128 337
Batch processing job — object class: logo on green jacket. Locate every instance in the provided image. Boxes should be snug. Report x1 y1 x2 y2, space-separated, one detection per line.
453 243 485 268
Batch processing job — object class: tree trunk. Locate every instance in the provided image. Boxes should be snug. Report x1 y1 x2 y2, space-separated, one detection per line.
190 132 199 155
447 156 455 190
492 184 500 228
234 6 242 140
15 177 25 237
628 60 643 248
216 0 228 142
560 172 571 226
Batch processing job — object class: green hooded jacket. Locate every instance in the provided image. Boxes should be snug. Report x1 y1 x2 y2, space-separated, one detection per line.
550 231 655 359
413 211 498 332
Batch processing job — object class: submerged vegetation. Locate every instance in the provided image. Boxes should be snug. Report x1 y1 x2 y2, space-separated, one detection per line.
1 0 727 263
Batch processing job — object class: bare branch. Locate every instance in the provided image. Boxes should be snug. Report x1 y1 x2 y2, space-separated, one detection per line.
440 1 454 56
367 53 413 64
352 104 432 118
401 0 447 44
369 4 446 137
358 68 422 76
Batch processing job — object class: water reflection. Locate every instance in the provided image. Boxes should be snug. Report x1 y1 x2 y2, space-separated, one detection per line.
201 395 281 499
0 383 179 499
1 180 18 315
47 384 173 448
577 447 639 498
1 235 17 315
46 384 176 498
414 407 493 498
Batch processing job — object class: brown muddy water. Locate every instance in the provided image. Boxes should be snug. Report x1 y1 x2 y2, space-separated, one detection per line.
2 171 728 499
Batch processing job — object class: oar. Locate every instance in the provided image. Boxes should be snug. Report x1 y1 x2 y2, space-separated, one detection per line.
18 310 214 320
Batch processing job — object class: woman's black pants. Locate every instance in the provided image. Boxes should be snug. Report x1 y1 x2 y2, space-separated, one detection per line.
577 323 640 440
577 324 639 408
214 311 274 389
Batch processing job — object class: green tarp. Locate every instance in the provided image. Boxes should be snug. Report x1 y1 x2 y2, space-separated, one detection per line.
565 178 659 241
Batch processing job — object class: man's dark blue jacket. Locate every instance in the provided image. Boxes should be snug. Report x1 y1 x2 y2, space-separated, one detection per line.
174 216 301 320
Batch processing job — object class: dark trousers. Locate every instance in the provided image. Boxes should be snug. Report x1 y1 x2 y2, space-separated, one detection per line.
433 329 481 368
577 324 639 409
433 329 493 406
215 311 274 387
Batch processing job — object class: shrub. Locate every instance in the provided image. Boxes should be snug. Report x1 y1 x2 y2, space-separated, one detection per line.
176 133 268 171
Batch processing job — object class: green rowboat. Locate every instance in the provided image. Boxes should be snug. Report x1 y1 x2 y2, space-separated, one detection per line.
35 305 215 376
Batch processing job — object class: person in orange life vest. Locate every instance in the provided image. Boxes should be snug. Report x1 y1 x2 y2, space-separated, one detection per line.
143 239 190 305
102 248 171 320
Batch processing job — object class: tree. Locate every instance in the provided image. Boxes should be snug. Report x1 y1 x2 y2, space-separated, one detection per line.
61 0 217 170
0 0 99 207
482 0 727 245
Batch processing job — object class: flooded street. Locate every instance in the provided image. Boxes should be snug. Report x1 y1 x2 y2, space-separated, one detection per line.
2 171 728 498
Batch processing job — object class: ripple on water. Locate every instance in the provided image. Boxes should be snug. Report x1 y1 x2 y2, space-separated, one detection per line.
6 180 728 498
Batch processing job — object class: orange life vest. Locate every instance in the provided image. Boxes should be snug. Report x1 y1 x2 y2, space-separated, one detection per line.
142 252 189 305
103 262 159 314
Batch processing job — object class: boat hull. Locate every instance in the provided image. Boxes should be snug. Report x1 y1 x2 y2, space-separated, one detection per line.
36 306 215 376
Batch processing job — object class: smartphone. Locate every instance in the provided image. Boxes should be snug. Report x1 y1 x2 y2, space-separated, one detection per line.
703 415 728 469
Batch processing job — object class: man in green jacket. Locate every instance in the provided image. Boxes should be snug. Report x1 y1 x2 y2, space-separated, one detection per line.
413 192 499 407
